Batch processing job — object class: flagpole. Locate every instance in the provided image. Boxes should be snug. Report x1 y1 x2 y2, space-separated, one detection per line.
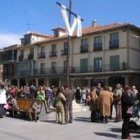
66 0 72 87
56 0 83 87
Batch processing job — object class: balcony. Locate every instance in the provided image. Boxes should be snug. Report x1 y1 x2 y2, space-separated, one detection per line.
93 43 102 51
61 49 68 56
28 53 34 60
34 67 68 76
14 61 35 78
49 51 57 57
63 68 67 73
70 63 128 74
18 55 24 61
109 40 119 49
38 52 46 59
3 70 14 78
51 68 57 73
80 45 88 53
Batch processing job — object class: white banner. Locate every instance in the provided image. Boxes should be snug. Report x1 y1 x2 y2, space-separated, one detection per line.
60 4 82 37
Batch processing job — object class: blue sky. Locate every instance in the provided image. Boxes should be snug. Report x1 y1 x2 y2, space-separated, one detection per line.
0 0 140 48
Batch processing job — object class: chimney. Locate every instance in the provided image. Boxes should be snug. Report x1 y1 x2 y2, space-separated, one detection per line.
92 20 97 27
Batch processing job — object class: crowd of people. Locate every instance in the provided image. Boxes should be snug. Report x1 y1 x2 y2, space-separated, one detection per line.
0 81 75 124
0 80 140 139
74 83 140 139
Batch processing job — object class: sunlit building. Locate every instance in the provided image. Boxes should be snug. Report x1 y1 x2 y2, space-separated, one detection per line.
2 22 140 88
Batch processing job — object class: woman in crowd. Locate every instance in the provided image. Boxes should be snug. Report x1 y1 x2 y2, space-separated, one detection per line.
98 86 113 123
36 86 45 101
89 87 99 122
55 87 66 124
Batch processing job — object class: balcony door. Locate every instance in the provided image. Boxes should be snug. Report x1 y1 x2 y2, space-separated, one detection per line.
94 57 102 72
80 58 88 73
110 55 120 71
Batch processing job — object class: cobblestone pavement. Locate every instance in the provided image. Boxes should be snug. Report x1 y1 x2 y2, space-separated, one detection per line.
0 105 140 140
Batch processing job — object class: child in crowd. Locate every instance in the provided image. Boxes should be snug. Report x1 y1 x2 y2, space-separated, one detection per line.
28 99 42 122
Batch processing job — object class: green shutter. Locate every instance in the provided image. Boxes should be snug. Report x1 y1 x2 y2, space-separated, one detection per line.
80 58 88 72
110 55 119 71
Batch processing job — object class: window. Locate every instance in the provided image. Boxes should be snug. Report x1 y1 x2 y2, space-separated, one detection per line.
61 42 68 55
80 39 88 53
110 55 120 71
52 44 56 52
28 48 34 59
109 32 119 49
50 44 57 57
94 57 102 72
52 62 57 73
19 50 24 61
80 58 88 73
64 42 68 50
94 36 102 51
54 31 59 37
20 50 24 56
30 48 34 54
38 46 45 58
63 60 67 73
40 63 45 74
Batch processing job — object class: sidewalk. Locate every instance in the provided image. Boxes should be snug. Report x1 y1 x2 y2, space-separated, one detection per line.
0 104 139 140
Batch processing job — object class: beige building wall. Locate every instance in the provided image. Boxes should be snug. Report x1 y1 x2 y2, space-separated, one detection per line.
16 27 140 73
128 30 140 69
72 29 128 69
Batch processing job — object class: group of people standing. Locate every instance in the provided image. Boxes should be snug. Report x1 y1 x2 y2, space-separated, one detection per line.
0 81 75 125
0 79 140 139
54 85 74 124
77 83 140 139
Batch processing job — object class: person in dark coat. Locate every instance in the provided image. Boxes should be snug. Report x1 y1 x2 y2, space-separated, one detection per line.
75 87 81 103
121 86 135 139
63 85 74 124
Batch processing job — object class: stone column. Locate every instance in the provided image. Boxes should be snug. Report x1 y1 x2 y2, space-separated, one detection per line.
17 79 20 88
124 75 129 85
35 78 38 87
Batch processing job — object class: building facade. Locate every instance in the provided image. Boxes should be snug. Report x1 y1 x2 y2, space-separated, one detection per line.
2 23 140 88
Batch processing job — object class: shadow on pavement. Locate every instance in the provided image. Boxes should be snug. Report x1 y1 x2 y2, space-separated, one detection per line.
40 119 56 124
110 128 122 133
74 117 91 123
94 132 120 139
133 135 140 138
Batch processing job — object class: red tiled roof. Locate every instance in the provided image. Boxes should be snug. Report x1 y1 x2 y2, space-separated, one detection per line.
18 23 140 48
82 23 135 35
24 32 51 38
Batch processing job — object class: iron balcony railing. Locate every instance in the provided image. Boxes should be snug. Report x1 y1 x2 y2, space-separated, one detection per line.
28 53 34 60
14 60 35 78
61 49 68 56
80 45 89 53
49 51 57 57
38 52 46 59
109 40 119 49
14 62 140 78
71 63 128 73
93 43 102 51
